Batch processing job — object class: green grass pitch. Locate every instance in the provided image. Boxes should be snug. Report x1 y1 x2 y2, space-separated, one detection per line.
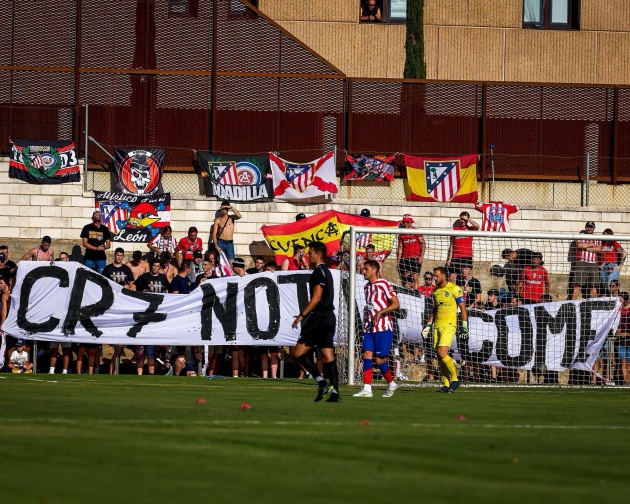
0 375 628 504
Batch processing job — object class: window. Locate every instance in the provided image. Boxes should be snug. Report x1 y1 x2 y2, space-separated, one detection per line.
168 0 198 18
359 0 406 24
523 0 580 30
228 0 259 18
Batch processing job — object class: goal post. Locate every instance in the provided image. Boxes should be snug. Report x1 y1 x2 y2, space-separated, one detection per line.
339 226 627 387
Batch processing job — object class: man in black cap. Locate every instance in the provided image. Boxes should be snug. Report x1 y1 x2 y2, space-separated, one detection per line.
572 221 602 300
295 213 306 221
360 208 371 218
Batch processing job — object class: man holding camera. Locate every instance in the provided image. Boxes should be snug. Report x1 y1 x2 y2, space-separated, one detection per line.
0 245 16 281
212 200 242 267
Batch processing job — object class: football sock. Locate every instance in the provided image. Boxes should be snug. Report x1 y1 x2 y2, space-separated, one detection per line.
439 354 458 386
438 358 451 387
363 358 373 386
324 360 339 394
297 353 321 381
377 361 393 383
62 369 68 374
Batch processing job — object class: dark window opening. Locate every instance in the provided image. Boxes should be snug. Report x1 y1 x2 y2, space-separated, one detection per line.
523 0 580 30
168 0 199 18
359 0 406 24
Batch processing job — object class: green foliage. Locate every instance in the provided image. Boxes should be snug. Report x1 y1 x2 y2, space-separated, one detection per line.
404 0 427 79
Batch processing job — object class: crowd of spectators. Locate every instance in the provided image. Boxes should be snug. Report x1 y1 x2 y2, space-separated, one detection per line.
1 205 629 385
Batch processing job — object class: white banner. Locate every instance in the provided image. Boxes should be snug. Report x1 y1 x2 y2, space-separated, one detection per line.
354 279 620 372
2 263 340 346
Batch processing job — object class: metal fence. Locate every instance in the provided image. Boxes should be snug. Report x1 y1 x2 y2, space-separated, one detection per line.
3 0 630 205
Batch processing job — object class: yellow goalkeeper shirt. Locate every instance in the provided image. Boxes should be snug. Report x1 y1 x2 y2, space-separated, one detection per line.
432 282 464 328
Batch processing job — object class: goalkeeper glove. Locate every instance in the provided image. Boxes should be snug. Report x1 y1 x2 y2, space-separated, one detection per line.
460 320 469 340
422 324 432 338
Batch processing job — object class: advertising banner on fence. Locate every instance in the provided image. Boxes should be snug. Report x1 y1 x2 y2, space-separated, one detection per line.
114 148 165 196
196 152 273 202
355 279 619 372
94 191 171 243
9 138 80 184
2 263 340 346
261 210 398 265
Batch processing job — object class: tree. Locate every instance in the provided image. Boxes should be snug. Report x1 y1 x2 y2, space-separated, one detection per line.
404 0 426 79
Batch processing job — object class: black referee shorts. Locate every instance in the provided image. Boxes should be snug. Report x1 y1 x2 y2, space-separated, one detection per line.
297 311 336 349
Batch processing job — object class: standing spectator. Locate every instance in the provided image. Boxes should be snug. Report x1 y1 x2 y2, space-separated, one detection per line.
485 289 501 310
457 266 482 308
246 256 266 275
8 340 33 373
517 252 549 304
148 225 177 262
417 271 436 297
80 211 111 274
103 248 134 288
103 248 135 375
353 260 400 398
0 245 17 280
232 257 246 277
133 259 170 375
57 252 70 262
281 245 309 271
20 236 54 261
357 244 382 274
291 242 340 402
571 221 602 300
360 0 382 22
609 279 621 298
176 227 203 265
171 262 194 294
212 200 242 266
422 266 467 393
188 250 204 283
159 251 178 283
616 292 630 385
195 253 219 287
600 228 626 288
396 214 425 289
126 251 149 280
447 211 480 282
0 276 11 369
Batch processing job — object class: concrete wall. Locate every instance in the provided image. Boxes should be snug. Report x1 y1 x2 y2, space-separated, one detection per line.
259 0 630 84
2 157 630 266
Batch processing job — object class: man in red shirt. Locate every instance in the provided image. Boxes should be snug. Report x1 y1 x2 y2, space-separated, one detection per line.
447 211 480 282
517 252 550 304
417 271 436 297
176 226 203 264
396 214 425 288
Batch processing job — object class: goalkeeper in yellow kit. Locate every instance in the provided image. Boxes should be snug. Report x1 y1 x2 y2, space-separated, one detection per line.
422 266 468 393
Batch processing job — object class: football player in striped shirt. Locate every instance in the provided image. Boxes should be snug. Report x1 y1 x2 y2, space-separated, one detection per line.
353 260 400 398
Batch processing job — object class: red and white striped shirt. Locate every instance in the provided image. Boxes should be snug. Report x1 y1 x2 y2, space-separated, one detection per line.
475 201 518 232
577 239 601 263
364 278 396 333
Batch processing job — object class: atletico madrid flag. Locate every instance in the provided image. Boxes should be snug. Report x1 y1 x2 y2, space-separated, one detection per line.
405 154 478 203
270 151 338 199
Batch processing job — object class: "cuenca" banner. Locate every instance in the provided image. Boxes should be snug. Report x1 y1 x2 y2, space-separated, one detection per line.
2 263 339 346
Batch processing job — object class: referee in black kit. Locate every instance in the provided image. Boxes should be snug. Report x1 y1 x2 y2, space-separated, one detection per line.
291 241 340 402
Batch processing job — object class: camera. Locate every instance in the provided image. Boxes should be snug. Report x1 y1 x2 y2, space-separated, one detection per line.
0 252 6 262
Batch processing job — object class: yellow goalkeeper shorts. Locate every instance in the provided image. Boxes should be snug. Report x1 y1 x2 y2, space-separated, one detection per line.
433 326 456 349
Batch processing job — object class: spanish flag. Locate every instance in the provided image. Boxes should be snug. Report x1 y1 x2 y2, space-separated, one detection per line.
261 210 398 266
405 154 478 203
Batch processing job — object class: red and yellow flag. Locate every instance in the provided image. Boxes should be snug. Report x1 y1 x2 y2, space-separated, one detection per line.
405 154 478 203
261 210 398 265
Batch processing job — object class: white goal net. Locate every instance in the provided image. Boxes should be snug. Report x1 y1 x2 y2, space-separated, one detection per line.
335 226 629 387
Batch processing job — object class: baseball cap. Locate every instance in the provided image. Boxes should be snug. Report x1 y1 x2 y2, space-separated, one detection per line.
192 250 203 259
585 221 596 228
360 208 371 218
402 214 414 223
233 258 245 268
16 339 25 346
295 213 306 221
